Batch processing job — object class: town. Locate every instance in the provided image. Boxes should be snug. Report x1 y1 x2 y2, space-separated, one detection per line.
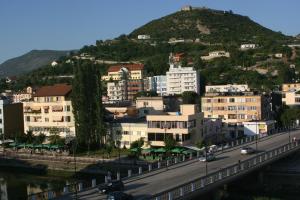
1 2 300 200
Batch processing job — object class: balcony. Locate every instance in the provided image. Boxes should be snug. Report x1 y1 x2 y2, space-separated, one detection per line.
24 106 41 114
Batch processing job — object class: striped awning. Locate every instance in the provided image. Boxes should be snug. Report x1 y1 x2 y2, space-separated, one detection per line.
52 105 63 111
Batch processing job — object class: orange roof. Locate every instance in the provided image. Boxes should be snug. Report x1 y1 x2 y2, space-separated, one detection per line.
34 84 72 97
108 64 144 72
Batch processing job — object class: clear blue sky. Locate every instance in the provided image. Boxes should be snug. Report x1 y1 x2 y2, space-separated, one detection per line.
1 0 300 64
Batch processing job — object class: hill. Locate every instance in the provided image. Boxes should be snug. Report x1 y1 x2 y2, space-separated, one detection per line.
129 7 289 43
0 50 72 78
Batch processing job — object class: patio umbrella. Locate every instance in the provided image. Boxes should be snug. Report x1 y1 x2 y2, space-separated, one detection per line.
182 149 195 155
155 148 166 153
171 148 183 154
8 142 18 147
26 144 35 148
142 148 155 154
17 143 26 148
130 148 138 152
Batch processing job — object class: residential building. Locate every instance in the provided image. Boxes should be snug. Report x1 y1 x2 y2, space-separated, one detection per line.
102 64 144 81
0 97 24 139
240 44 257 50
147 75 167 96
127 79 144 100
136 96 182 118
137 35 151 40
111 118 148 149
203 118 223 143
282 83 300 106
243 120 276 137
205 84 250 93
12 86 34 103
166 54 200 95
107 81 127 102
201 92 271 138
201 51 230 60
146 104 203 147
23 84 75 138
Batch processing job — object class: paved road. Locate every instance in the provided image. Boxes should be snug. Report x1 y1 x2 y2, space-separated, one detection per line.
61 130 300 200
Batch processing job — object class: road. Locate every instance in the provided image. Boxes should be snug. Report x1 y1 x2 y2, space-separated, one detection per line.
60 129 300 200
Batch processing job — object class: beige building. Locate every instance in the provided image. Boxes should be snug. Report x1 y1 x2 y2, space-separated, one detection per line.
146 104 203 147
102 64 144 81
201 92 271 138
23 84 75 138
282 83 300 106
111 118 148 149
13 86 34 103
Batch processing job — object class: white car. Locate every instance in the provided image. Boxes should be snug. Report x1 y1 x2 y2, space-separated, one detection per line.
241 146 255 155
199 154 216 162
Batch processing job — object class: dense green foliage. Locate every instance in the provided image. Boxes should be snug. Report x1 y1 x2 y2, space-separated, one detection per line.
72 61 105 151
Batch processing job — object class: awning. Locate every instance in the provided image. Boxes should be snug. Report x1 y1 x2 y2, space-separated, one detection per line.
43 106 49 109
155 148 166 153
52 105 63 111
52 116 63 122
31 106 41 111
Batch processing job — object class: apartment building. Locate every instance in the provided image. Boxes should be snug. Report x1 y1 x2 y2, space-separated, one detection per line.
12 86 34 103
111 118 148 149
146 104 203 147
201 92 271 138
23 84 75 138
102 64 144 81
147 75 167 96
0 97 24 139
166 54 200 95
107 81 127 101
205 84 250 93
282 83 300 106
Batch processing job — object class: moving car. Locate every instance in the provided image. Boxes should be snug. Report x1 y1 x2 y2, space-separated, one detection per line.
241 146 255 155
199 154 216 162
107 191 133 200
98 180 124 194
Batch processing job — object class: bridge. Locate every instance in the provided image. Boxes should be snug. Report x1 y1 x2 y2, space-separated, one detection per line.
29 129 300 200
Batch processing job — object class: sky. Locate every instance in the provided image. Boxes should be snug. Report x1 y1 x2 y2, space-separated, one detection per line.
0 0 300 64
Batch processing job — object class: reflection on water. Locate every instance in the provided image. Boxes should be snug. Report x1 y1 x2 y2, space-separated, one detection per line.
0 169 70 200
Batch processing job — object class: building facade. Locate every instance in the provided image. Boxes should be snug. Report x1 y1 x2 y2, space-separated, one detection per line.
243 120 276 137
201 92 271 138
166 59 200 95
201 51 230 60
102 64 144 81
146 104 203 147
148 75 167 96
23 84 75 138
205 84 250 93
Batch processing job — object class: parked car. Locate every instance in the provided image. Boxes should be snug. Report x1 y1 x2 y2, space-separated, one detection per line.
241 146 255 155
209 145 218 153
98 180 124 194
107 191 133 200
199 154 216 162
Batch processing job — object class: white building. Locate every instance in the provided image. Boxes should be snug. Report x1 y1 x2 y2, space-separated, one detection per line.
205 84 250 93
166 57 200 95
107 81 127 102
240 44 257 50
201 51 230 60
148 75 167 96
243 120 276 137
0 97 8 137
137 35 151 40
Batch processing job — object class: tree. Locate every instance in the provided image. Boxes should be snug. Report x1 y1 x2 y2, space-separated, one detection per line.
182 91 199 104
34 133 46 144
25 130 35 143
164 135 177 158
130 138 144 158
72 61 105 152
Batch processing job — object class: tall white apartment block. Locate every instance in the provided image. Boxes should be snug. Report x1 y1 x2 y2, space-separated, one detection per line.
166 63 200 95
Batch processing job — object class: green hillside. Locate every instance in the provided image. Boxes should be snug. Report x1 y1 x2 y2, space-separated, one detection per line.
129 8 289 43
0 50 72 78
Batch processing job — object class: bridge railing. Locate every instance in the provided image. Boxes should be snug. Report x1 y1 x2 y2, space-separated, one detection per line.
149 141 300 200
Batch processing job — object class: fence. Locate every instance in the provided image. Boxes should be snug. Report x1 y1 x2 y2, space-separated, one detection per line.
149 141 300 200
27 126 296 200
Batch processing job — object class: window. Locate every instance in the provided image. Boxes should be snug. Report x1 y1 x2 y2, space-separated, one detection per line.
0 119 2 124
0 109 2 114
229 98 235 103
26 116 30 122
66 116 71 122
123 131 129 135
66 105 71 112
45 118 49 122
295 98 300 102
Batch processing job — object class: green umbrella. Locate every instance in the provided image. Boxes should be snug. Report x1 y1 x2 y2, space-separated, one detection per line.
182 149 195 155
142 148 155 154
155 148 166 153
171 148 183 154
26 144 35 148
130 148 138 152
35 144 44 148
9 142 18 147
42 144 51 149
17 143 26 148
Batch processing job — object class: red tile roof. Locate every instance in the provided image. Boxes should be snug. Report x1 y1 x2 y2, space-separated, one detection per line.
108 64 144 72
34 84 72 97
